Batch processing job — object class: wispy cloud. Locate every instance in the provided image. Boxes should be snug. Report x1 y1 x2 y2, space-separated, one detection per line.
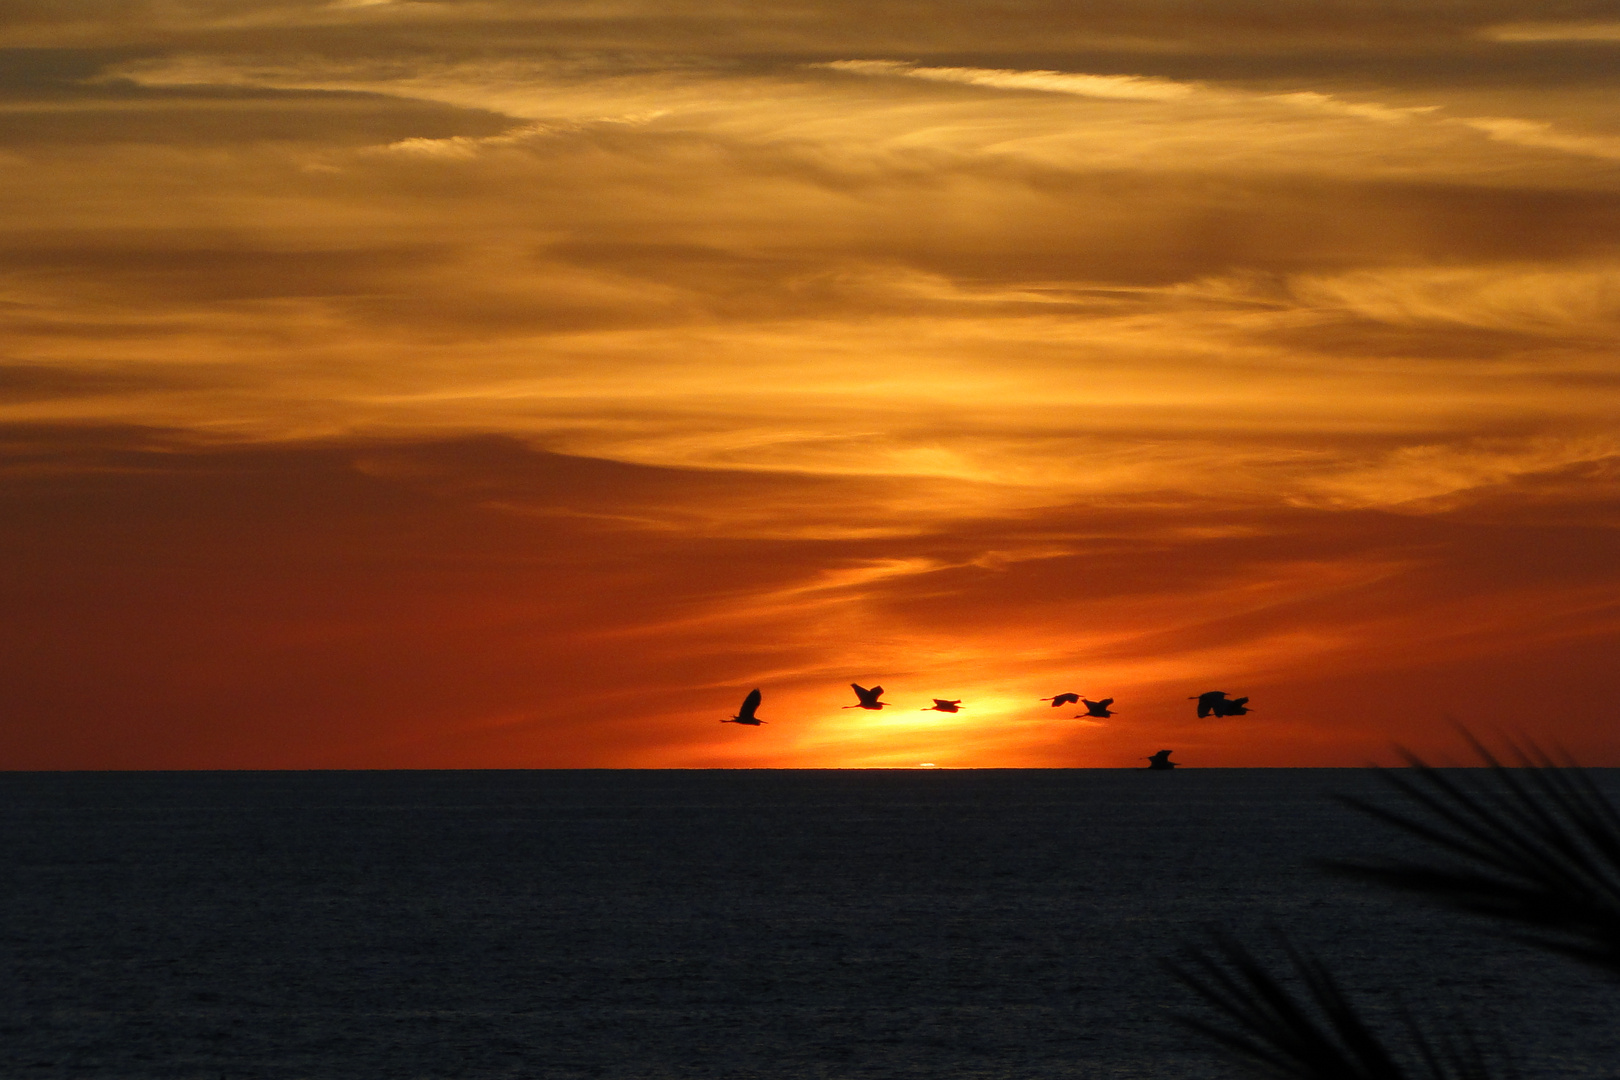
1291 262 1620 334
820 59 1445 124
2 2 1618 767
1483 21 1620 42
1459 116 1620 162
817 60 1197 101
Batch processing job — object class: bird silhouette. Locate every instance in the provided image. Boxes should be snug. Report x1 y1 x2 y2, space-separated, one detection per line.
843 683 886 710
922 699 962 713
724 688 765 725
1145 749 1177 770
1190 691 1251 717
1042 693 1081 707
1075 697 1115 719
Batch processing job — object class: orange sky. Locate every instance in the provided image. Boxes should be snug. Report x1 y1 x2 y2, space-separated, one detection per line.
2 1 1618 768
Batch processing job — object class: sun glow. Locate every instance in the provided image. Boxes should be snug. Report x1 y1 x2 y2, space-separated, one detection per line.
1 2 1617 769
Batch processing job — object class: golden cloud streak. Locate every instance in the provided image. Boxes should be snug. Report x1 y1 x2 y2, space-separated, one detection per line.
2 5 1618 766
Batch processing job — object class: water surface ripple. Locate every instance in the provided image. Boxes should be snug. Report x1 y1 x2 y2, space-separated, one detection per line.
2 769 1615 1079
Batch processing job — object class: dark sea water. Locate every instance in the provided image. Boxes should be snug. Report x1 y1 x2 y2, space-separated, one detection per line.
2 769 1616 1080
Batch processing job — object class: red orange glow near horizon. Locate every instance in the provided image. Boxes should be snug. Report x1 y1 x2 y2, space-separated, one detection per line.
2 2 1618 769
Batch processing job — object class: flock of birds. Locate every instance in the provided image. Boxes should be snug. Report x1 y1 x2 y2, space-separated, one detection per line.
722 686 1256 769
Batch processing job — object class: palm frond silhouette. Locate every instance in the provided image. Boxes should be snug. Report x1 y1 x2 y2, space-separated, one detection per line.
1166 931 1508 1080
1332 732 1620 973
1166 732 1616 1080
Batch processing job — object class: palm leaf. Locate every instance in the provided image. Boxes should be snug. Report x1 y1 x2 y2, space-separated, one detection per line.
1330 732 1620 973
1165 930 1509 1080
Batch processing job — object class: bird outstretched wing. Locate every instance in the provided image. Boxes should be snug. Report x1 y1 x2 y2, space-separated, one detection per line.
846 683 885 708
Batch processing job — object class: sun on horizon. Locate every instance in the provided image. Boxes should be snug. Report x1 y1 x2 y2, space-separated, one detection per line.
1 2 1616 770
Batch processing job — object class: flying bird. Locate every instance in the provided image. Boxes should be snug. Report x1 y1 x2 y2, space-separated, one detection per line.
1076 697 1115 719
724 688 765 725
1145 750 1177 770
922 699 963 713
1190 690 1251 717
843 683 886 710
1042 693 1081 708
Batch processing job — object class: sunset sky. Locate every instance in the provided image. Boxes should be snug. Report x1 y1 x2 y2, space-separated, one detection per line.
2 1 1618 769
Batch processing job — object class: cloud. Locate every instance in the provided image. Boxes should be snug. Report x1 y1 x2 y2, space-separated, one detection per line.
1483 21 1620 42
817 60 1197 102
7 1 1616 54
1259 90 1437 124
1300 437 1620 509
1 4 1618 765
1290 262 1620 334
4 427 1616 768
1459 116 1620 162
821 59 1446 124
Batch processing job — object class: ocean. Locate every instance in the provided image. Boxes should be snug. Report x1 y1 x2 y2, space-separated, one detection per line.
2 769 1615 1079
